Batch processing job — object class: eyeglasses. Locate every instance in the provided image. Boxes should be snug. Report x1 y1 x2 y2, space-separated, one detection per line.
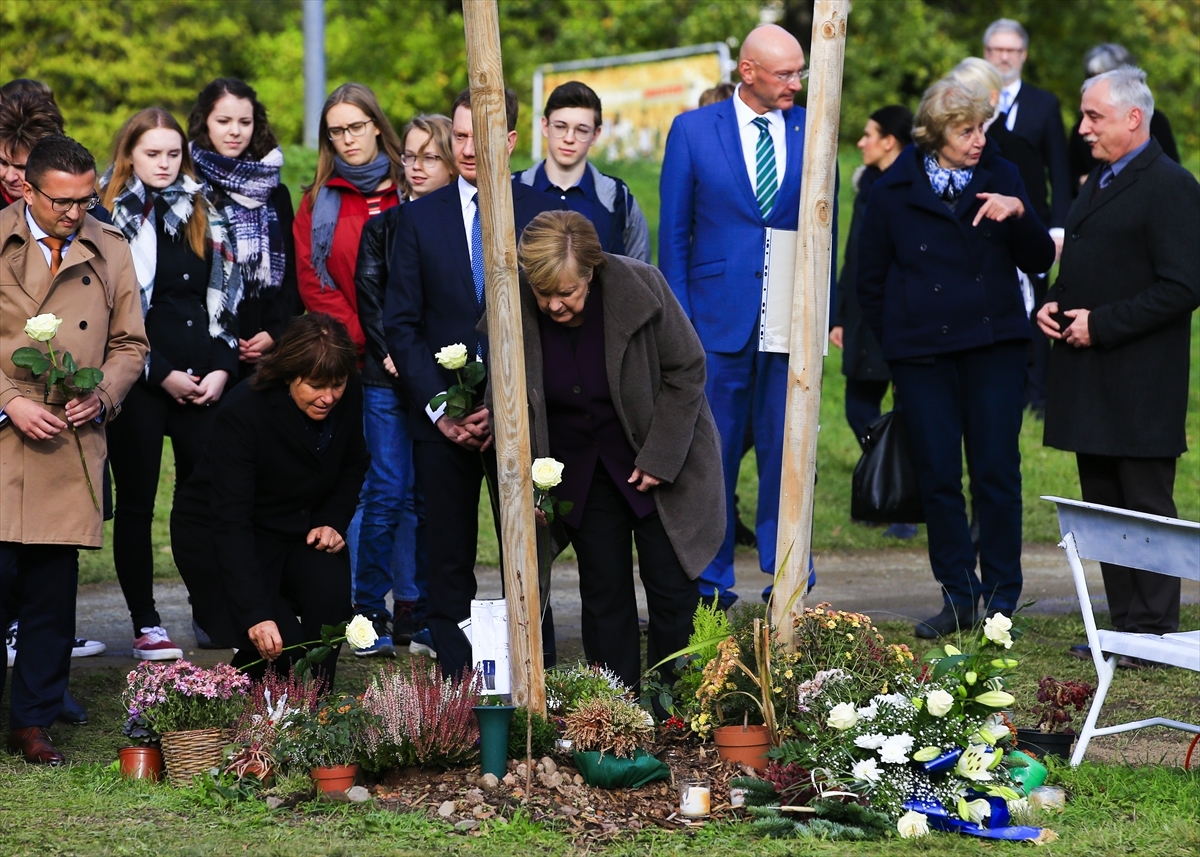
752 60 809 84
327 119 374 141
400 152 444 168
547 121 596 139
984 45 1026 56
29 182 98 213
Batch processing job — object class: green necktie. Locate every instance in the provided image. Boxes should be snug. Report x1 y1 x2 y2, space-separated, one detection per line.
752 116 778 220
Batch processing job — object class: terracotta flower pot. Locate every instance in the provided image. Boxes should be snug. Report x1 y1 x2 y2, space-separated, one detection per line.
713 724 771 769
311 763 359 793
118 745 164 781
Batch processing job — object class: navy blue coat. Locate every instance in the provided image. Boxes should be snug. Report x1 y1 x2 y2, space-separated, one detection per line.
857 143 1055 362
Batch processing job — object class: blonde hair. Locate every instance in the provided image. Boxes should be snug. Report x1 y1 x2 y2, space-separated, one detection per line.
103 107 208 258
912 78 994 155
950 57 1003 102
399 114 456 198
303 82 405 208
517 210 607 295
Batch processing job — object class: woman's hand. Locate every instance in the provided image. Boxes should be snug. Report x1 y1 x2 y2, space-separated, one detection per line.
161 370 202 405
65 391 102 426
192 370 229 406
972 192 1025 226
248 619 283 661
829 326 844 350
238 331 275 364
306 525 346 553
382 354 399 378
628 467 663 493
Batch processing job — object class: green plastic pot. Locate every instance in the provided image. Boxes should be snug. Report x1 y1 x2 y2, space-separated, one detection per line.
474 705 516 777
572 748 671 789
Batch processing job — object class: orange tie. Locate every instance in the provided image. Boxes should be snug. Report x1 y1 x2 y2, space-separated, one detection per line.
41 236 65 278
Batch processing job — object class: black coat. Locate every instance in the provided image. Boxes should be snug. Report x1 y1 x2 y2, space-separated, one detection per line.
1043 139 1200 458
835 165 890 381
1006 82 1073 229
857 143 1056 362
354 204 401 389
171 376 369 634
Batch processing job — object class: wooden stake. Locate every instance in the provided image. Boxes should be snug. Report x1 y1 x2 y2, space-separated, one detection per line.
771 0 850 643
462 0 546 713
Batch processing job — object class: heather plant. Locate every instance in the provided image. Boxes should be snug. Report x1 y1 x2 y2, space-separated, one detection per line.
273 693 378 770
563 696 653 759
362 660 482 769
232 667 323 748
122 660 251 734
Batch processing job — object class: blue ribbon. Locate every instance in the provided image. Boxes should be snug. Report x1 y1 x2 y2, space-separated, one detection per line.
921 748 962 775
903 795 1042 841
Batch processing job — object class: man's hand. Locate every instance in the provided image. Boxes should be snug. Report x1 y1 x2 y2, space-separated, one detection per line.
238 331 275 364
161 370 202 405
4 396 66 439
437 409 492 451
1062 308 1092 347
628 467 663 493
306 525 346 553
1036 301 1063 339
192 370 229 406
65 391 102 426
829 326 844 350
248 620 283 661
972 192 1025 227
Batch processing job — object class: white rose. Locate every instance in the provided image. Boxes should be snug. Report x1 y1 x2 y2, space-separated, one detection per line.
897 810 930 838
925 688 955 717
983 613 1014 649
851 757 882 783
344 614 378 650
434 343 469 371
827 702 859 731
24 313 62 343
531 457 566 490
878 733 914 764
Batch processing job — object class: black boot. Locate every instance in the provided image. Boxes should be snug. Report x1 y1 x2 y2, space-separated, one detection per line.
914 603 977 639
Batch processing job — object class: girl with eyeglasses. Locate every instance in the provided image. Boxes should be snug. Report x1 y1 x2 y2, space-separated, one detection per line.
99 107 242 661
188 78 301 385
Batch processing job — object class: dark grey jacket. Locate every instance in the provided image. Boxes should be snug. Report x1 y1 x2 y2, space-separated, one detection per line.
1043 139 1200 457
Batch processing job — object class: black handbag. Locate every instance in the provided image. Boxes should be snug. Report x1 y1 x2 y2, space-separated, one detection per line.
850 410 925 524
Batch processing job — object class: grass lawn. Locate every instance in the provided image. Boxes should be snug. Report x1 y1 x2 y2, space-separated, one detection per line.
3 609 1197 856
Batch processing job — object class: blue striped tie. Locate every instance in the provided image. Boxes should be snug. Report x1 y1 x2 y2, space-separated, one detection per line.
470 193 485 305
752 116 778 220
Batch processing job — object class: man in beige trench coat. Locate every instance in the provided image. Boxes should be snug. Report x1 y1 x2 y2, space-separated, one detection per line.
0 135 147 764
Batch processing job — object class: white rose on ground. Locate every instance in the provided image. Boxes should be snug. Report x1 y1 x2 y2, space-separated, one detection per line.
925 688 955 717
983 613 1014 649
878 733 914 764
24 313 62 342
531 457 566 490
851 757 882 783
827 702 859 730
897 810 930 838
345 614 378 650
435 343 469 370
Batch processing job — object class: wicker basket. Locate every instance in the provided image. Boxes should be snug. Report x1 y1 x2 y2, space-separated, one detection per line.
160 728 226 787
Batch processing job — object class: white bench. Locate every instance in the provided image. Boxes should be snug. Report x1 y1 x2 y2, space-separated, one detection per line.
1043 495 1200 767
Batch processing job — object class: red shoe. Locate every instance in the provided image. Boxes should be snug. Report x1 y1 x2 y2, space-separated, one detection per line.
133 626 183 661
7 727 65 765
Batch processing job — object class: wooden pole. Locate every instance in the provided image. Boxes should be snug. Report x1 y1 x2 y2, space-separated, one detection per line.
463 0 545 713
771 0 850 643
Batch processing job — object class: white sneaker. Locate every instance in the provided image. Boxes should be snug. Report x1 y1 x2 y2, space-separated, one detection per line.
132 626 183 661
72 637 107 657
5 621 15 669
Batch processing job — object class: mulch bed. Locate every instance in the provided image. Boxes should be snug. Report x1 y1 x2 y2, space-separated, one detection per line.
366 731 758 844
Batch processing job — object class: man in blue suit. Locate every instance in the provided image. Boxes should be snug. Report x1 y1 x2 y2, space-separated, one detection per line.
383 88 557 678
659 24 810 608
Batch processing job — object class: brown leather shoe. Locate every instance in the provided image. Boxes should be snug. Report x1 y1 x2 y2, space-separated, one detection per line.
7 727 65 765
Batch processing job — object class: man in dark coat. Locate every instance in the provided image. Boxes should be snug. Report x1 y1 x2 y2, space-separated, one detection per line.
1038 67 1200 657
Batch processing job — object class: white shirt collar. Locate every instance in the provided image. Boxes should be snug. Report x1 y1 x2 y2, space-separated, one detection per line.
458 175 478 210
25 205 76 243
1001 79 1022 102
732 84 784 129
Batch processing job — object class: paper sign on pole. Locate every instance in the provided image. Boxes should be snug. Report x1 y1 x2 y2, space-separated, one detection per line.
466 598 511 695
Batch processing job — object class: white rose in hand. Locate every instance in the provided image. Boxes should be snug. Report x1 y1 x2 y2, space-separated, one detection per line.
344 614 379 650
897 810 930 838
435 343 469 371
531 457 566 490
24 313 62 342
925 688 955 717
827 702 859 731
983 613 1014 649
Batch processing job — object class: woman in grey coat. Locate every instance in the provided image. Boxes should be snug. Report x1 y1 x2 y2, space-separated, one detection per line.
515 210 724 689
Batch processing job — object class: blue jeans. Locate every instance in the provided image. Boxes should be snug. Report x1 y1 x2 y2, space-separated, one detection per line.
353 384 428 619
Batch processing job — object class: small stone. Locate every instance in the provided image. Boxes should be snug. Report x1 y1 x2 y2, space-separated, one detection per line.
573 774 584 786
454 819 479 832
438 800 457 818
346 786 371 804
557 804 580 816
478 773 500 791
538 771 563 789
540 757 557 775
536 762 545 774
265 796 285 810
515 763 529 778
464 788 486 806
502 773 518 787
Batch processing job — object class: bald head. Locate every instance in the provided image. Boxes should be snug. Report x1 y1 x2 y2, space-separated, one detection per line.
737 24 806 114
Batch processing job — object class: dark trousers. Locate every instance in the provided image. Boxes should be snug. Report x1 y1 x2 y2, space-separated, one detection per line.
0 543 76 728
107 382 218 635
1025 275 1051 412
1076 453 1180 634
566 467 699 690
891 342 1026 614
845 378 890 447
414 437 556 679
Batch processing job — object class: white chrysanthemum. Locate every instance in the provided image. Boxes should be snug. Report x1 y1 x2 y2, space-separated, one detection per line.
851 757 882 783
878 733 914 764
854 732 887 750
